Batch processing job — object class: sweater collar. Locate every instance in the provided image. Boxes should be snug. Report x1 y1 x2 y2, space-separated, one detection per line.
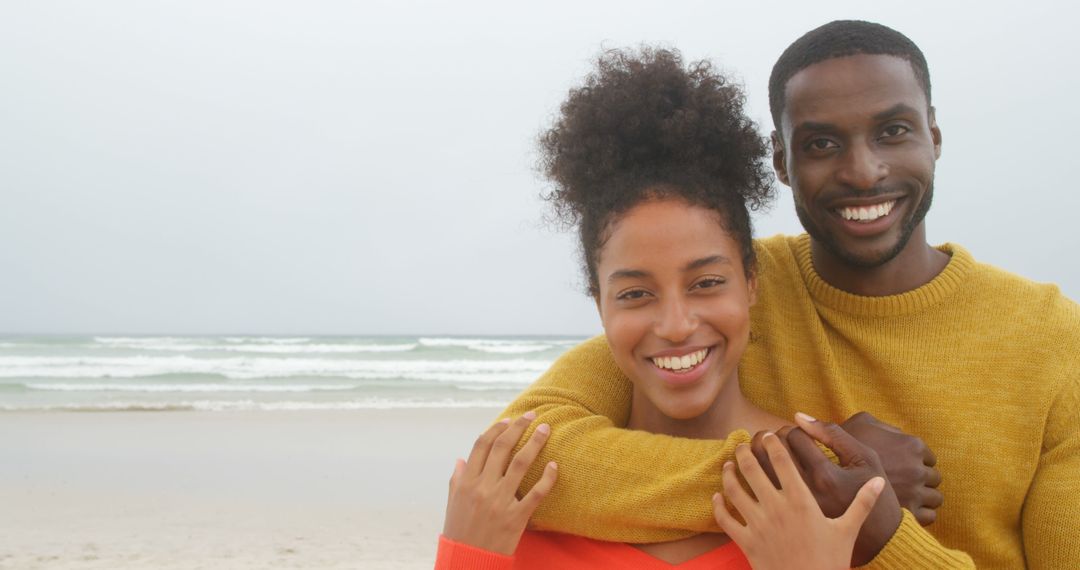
792 234 975 317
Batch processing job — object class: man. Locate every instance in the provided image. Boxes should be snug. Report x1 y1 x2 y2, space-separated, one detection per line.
500 20 1080 569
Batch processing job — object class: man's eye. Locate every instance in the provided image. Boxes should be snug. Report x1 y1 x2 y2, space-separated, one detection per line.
807 138 838 151
881 124 910 138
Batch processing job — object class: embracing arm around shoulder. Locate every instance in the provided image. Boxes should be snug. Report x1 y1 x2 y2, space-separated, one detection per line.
498 337 980 567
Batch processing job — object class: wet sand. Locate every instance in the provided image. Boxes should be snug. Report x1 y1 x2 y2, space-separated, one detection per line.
0 408 498 569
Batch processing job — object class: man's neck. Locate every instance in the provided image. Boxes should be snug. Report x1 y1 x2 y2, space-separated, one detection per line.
810 225 951 297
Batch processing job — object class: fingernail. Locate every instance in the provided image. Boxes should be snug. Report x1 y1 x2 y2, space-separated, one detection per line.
795 412 817 423
548 462 558 470
536 423 550 435
498 418 511 425
723 461 734 470
763 431 776 439
523 410 537 421
870 477 885 492
712 492 721 502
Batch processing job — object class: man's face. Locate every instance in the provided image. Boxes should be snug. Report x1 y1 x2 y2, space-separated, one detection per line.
773 54 942 268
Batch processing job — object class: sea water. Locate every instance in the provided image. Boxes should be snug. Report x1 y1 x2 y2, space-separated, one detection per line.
0 335 584 411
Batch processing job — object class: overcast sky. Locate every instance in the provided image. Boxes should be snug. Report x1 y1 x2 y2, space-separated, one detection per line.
2 1 1077 336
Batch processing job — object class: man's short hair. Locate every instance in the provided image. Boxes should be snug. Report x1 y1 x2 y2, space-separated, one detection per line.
768 20 932 132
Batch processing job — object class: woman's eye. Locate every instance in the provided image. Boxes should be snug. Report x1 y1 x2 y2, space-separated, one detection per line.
616 289 650 301
692 277 726 290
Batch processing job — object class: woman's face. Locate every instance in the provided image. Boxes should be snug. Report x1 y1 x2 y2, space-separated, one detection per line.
595 197 755 421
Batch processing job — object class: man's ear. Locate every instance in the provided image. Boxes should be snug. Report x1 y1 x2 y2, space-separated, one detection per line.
928 106 942 159
771 131 790 186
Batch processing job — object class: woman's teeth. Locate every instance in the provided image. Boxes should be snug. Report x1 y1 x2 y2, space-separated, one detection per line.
837 200 896 222
651 348 709 372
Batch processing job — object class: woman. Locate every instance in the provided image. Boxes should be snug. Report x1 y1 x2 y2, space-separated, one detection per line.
436 47 889 570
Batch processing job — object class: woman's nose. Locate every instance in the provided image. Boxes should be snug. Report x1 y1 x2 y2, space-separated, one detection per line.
654 296 696 343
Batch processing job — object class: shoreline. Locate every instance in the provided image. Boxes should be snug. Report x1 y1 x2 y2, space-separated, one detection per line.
1 408 500 569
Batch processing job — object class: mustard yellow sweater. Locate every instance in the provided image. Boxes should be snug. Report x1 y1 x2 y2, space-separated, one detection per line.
501 234 1080 570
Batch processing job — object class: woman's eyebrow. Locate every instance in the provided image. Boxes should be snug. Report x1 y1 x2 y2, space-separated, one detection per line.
607 255 731 282
685 254 731 271
608 268 648 283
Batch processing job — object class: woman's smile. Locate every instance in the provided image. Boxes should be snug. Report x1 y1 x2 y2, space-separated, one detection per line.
646 346 715 387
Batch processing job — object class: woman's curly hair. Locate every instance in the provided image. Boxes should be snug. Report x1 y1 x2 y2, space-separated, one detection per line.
540 47 775 296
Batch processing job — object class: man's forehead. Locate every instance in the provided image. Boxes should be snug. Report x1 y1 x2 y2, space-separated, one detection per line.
781 53 927 132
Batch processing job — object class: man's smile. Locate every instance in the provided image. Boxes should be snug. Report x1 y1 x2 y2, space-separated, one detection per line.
835 199 896 222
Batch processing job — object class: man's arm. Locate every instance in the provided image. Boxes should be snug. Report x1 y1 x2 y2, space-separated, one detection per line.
1021 375 1080 569
502 336 974 567
500 335 748 542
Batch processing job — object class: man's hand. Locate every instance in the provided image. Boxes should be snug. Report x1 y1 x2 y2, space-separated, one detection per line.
841 411 942 525
778 414 903 567
713 434 886 570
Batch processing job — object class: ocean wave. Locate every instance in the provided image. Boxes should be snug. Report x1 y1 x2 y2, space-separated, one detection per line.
0 356 549 382
92 338 418 353
223 337 312 344
418 337 580 353
25 383 359 393
0 398 509 412
94 336 192 345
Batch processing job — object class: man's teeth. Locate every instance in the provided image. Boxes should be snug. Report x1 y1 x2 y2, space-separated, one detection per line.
837 200 896 222
651 348 709 372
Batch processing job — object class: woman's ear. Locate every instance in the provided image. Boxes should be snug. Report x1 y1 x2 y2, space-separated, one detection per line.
747 272 758 307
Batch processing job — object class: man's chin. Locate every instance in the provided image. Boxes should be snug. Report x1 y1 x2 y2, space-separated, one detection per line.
820 235 907 269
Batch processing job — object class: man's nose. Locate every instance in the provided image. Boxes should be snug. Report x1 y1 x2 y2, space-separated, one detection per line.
836 141 888 191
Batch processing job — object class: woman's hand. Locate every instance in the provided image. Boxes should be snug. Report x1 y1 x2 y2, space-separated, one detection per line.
441 411 558 556
712 432 885 570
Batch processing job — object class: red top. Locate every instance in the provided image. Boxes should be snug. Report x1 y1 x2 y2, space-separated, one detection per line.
436 531 752 569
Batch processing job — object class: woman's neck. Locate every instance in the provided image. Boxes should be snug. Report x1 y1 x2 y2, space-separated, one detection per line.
625 372 789 564
626 373 787 438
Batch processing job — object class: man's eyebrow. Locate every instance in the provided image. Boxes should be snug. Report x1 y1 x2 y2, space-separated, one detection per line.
794 120 835 133
793 103 922 134
873 103 920 121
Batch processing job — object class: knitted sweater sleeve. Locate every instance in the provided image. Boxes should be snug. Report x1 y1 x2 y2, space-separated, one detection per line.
859 510 974 569
1020 374 1080 569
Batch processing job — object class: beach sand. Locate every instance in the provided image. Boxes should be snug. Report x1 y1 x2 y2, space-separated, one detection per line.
0 408 500 569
